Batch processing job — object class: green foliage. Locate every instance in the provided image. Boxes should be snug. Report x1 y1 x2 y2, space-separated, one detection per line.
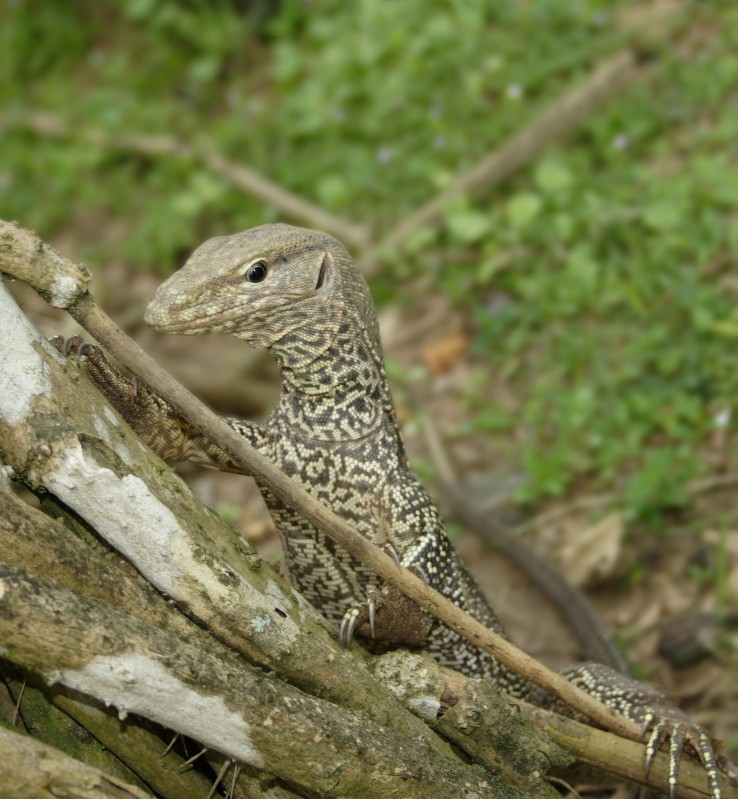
1 0 737 518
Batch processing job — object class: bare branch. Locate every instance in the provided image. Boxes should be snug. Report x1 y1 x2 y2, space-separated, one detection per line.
0 219 641 743
0 724 149 799
0 564 514 799
529 706 734 799
358 51 639 274
0 490 254 798
0 112 370 251
358 2 686 276
0 250 447 756
376 650 734 800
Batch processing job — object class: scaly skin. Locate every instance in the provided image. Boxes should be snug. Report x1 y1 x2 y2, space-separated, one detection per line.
54 224 737 797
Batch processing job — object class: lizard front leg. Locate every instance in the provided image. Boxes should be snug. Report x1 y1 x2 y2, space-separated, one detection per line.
340 469 455 649
51 336 269 469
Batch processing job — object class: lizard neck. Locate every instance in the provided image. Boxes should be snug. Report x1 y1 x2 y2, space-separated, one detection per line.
273 308 392 442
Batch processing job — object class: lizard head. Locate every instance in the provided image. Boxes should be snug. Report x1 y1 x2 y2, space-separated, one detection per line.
144 223 371 364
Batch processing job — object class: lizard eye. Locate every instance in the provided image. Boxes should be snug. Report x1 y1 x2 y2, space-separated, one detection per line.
245 260 268 283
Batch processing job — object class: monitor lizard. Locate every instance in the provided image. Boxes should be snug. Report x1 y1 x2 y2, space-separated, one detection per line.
55 223 737 797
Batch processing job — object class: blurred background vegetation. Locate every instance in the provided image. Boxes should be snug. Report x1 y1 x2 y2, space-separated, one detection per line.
2 0 738 759
3 0 738 523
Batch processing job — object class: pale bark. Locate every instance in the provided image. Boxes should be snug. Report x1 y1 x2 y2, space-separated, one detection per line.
0 563 516 798
0 258 448 756
0 219 642 742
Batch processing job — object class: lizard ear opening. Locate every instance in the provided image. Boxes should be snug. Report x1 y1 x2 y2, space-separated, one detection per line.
315 252 329 292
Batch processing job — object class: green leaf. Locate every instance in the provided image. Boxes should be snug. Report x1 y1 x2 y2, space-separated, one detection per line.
534 160 574 194
710 319 738 338
446 209 492 244
506 192 542 229
642 200 684 231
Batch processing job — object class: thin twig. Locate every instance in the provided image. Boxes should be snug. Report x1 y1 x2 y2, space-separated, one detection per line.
0 219 641 743
12 679 26 727
412 389 629 673
208 759 230 800
357 0 690 279
358 49 641 275
0 111 370 252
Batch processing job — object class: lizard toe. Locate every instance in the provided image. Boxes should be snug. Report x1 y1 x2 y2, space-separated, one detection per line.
339 591 380 646
339 606 360 648
717 753 738 787
368 591 377 639
642 712 723 798
382 541 402 569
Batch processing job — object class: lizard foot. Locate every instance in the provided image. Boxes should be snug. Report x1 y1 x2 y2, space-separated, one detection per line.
51 335 256 468
339 583 431 649
51 334 194 461
642 711 737 799
51 336 143 407
558 662 737 798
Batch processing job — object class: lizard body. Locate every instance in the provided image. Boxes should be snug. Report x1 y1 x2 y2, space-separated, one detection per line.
60 224 737 796
140 224 516 682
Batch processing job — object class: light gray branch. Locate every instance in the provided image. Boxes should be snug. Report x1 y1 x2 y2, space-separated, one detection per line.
0 563 515 798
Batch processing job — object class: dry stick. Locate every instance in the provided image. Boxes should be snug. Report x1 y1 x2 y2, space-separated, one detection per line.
199 149 370 250
64 291 641 745
525 704 732 800
0 221 671 775
413 391 629 674
358 49 641 276
0 110 370 252
2 223 722 793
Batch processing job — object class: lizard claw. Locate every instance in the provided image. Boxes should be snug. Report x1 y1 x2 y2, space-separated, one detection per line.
339 607 360 648
642 711 724 798
62 336 80 357
382 542 402 568
340 590 380 646
408 562 431 585
53 335 98 363
76 341 94 360
368 592 376 639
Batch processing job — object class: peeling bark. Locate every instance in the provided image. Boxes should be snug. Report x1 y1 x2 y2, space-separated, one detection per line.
0 272 453 757
0 564 518 798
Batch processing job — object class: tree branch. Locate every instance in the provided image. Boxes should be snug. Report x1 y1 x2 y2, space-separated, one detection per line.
0 111 370 252
374 650 735 799
0 490 262 798
0 563 515 798
2 485 560 796
0 219 641 743
358 2 686 275
358 50 639 274
0 241 448 758
0 723 148 800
